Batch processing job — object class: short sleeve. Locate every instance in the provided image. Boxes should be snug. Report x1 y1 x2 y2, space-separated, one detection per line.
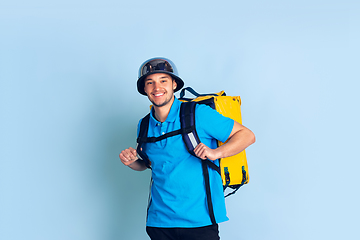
195 104 234 143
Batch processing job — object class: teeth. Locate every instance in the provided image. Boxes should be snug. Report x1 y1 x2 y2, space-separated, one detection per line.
154 93 164 97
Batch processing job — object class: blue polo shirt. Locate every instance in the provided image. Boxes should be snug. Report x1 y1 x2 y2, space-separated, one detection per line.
137 97 234 228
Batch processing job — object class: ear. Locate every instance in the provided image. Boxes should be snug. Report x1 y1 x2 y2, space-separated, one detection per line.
173 80 177 90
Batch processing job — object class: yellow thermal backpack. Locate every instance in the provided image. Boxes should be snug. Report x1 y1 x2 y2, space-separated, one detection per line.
178 87 249 197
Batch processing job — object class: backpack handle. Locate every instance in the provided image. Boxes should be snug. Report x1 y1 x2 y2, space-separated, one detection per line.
179 87 219 99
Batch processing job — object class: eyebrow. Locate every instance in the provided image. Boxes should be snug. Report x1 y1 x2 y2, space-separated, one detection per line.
145 75 170 81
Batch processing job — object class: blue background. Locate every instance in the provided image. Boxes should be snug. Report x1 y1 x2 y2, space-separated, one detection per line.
1 1 359 239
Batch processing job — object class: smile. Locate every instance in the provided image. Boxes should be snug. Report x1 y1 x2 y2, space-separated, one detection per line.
153 92 165 97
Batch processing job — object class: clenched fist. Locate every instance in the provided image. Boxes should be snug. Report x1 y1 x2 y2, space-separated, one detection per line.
119 147 139 166
193 143 220 161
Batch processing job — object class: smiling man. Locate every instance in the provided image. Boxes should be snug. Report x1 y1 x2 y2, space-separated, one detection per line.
119 57 255 240
143 73 177 121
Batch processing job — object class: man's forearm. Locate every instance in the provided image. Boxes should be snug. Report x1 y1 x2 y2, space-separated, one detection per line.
194 121 255 160
215 126 255 159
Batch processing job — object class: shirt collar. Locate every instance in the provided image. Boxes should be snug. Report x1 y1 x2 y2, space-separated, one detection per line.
150 96 180 125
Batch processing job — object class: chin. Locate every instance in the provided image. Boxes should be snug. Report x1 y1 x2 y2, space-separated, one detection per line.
151 96 174 108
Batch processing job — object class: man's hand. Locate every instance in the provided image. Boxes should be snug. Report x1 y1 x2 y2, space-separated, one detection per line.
119 147 139 166
193 143 220 161
193 121 255 161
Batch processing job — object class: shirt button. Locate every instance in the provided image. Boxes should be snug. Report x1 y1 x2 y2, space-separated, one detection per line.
162 132 165 135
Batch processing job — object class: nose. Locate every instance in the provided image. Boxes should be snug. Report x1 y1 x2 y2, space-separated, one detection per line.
153 81 161 90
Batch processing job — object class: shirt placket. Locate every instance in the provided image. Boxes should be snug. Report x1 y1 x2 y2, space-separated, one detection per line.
157 122 167 147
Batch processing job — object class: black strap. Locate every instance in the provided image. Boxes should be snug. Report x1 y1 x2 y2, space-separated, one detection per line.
146 177 153 221
137 129 182 143
180 102 202 153
179 87 202 98
223 167 230 190
137 114 150 143
179 87 226 100
180 101 218 225
136 114 152 169
136 113 192 167
224 166 247 197
206 160 221 175
202 160 217 225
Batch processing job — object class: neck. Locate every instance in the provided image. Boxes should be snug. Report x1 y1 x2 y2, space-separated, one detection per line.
153 96 175 122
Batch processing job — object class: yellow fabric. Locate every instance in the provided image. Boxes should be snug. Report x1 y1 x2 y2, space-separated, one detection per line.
180 91 249 186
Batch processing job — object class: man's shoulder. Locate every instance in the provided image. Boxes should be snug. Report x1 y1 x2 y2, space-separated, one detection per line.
194 103 218 117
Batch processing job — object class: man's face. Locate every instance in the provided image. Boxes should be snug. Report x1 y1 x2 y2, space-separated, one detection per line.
144 73 177 108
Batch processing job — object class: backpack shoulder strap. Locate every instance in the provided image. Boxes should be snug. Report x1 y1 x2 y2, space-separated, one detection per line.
136 114 152 169
136 108 187 169
180 102 221 174
138 113 150 139
179 101 220 225
180 102 201 154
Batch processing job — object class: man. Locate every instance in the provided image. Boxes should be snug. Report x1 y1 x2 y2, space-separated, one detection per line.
119 57 255 240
